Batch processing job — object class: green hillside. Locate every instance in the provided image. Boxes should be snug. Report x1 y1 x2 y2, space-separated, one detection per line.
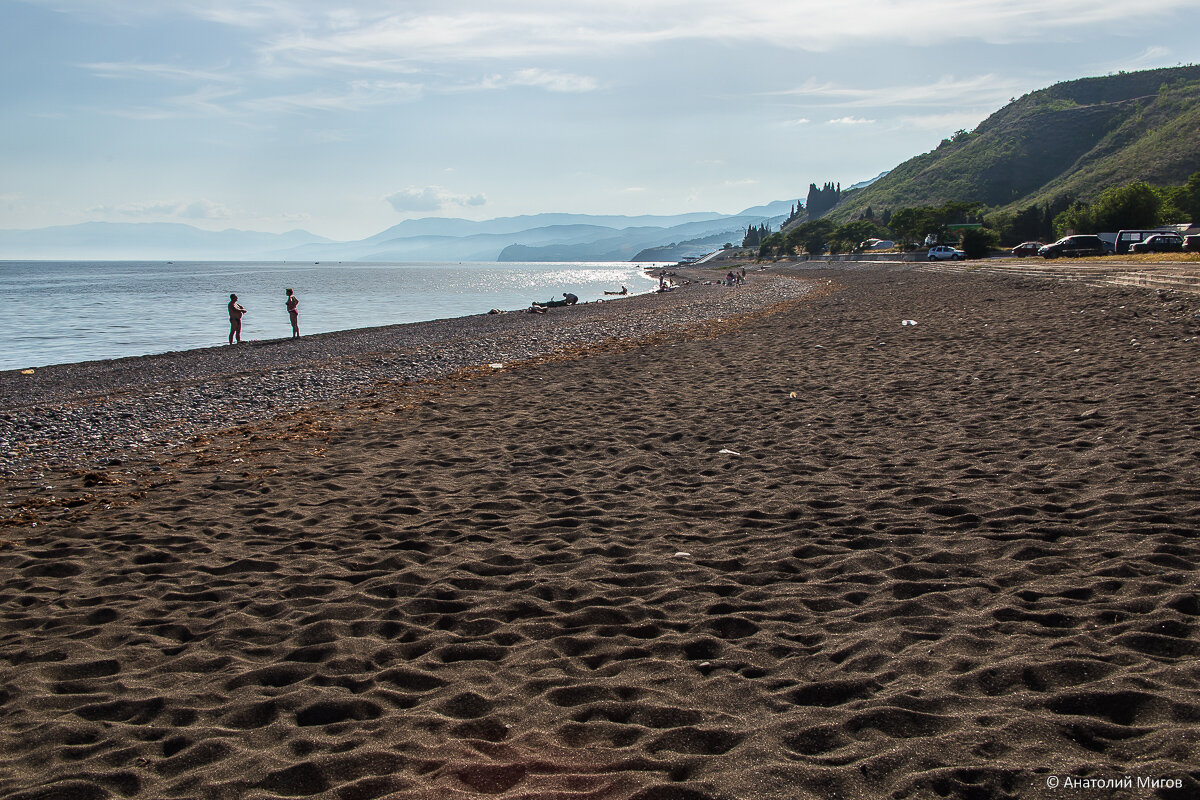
827 65 1200 222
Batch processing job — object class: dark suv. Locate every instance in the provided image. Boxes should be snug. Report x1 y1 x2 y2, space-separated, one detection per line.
1130 233 1184 253
1039 235 1109 259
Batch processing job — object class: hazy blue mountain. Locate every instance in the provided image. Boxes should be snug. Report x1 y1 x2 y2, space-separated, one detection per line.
735 199 800 217
359 211 730 243
498 214 788 262
283 206 794 262
0 201 797 261
846 172 889 191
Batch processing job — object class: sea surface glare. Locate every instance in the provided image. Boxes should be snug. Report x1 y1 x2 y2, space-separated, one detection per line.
0 260 662 370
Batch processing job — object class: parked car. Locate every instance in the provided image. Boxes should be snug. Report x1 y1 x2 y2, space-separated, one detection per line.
1130 233 1184 253
1038 235 1108 259
1115 229 1169 254
928 245 965 261
1011 241 1043 257
1186 234 1200 252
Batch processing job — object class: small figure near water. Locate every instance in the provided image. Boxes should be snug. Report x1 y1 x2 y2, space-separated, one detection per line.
563 292 578 305
285 288 300 338
228 294 246 344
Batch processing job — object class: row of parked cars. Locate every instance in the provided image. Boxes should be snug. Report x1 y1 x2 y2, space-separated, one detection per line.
1010 230 1199 259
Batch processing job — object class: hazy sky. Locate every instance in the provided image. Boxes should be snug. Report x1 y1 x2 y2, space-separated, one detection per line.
3 0 1198 240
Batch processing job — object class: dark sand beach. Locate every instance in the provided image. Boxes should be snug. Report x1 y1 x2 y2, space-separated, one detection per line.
3 265 1200 800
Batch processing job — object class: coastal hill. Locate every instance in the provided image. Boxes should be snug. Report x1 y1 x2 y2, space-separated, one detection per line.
825 64 1200 221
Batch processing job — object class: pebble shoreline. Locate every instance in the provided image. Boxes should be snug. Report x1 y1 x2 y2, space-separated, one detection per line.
0 272 812 478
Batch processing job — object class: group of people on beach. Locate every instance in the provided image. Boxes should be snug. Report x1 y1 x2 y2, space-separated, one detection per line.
226 288 300 344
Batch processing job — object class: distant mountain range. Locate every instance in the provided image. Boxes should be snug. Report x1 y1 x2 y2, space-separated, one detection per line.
827 64 1200 221
0 202 795 262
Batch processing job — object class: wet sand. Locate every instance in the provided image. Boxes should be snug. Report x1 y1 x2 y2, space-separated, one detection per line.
2 266 1199 800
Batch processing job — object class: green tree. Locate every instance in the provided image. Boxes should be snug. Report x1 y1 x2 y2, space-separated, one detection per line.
1053 201 1097 236
758 231 784 259
1058 182 1162 234
888 207 940 247
1161 171 1200 224
786 219 835 255
830 220 885 253
1011 204 1044 243
1184 171 1200 222
959 227 1000 259
1091 182 1161 230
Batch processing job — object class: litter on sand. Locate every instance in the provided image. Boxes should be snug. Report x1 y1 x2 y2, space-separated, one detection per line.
901 319 918 326
20 369 34 375
489 363 504 369
718 448 740 456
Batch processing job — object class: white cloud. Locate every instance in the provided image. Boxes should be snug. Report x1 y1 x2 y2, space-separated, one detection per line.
52 2 1186 124
776 74 1029 110
83 61 235 83
178 200 234 220
466 68 599 93
0 193 24 213
88 199 234 220
828 116 876 125
254 79 422 112
894 111 993 133
107 85 242 120
29 1 1200 62
506 68 598 93
178 1 1200 66
385 186 487 213
1125 45 1175 67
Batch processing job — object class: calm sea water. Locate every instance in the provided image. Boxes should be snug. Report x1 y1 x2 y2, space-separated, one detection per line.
0 260 664 371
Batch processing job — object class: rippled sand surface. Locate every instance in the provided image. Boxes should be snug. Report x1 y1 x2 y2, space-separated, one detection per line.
3 268 1199 799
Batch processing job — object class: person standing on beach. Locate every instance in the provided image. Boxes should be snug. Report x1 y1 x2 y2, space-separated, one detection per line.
285 288 300 338
228 293 246 344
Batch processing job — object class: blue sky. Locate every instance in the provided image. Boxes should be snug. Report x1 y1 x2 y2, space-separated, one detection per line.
3 0 1198 240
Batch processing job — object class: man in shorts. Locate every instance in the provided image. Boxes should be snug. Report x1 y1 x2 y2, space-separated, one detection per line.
228 293 246 344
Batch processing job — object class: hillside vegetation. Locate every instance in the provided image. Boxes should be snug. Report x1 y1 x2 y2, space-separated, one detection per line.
827 65 1200 222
